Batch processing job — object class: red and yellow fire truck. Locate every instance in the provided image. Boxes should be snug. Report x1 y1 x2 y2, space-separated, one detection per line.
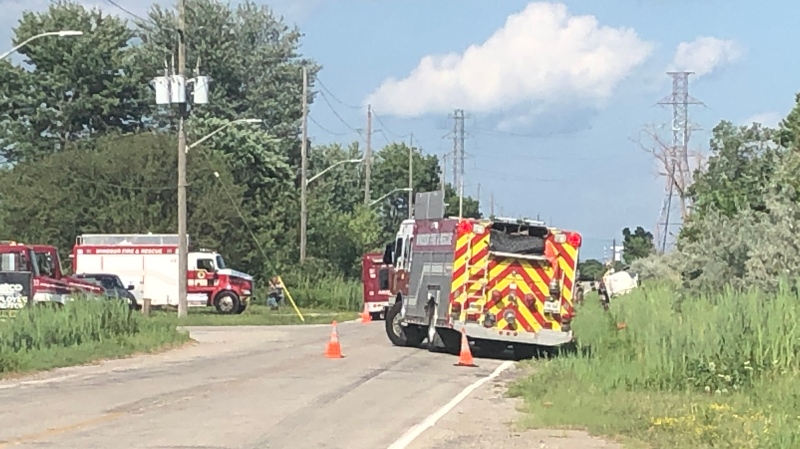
382 210 582 358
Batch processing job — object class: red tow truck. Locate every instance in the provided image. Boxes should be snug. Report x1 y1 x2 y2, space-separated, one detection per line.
29 244 105 296
0 242 78 309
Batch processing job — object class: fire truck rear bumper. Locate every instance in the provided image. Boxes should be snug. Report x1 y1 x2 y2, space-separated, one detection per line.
364 301 389 313
457 322 573 347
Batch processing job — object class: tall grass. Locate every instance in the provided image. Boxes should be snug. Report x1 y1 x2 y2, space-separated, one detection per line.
0 299 188 374
268 274 362 311
511 284 800 448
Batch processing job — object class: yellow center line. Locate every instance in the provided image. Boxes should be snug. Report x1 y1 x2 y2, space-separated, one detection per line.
0 412 125 448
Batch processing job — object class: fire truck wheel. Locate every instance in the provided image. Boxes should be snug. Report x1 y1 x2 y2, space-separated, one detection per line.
214 291 241 314
385 300 424 347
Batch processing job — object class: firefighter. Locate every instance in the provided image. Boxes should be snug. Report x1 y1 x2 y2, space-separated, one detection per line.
266 276 283 310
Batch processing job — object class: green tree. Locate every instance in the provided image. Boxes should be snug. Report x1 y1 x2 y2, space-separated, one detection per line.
0 1 151 163
577 259 605 280
687 121 777 222
0 133 245 264
444 184 481 219
135 0 320 275
371 142 441 234
622 226 655 264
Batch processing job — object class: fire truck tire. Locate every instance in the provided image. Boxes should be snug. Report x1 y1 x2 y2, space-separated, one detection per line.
385 300 424 347
214 291 241 314
235 302 247 314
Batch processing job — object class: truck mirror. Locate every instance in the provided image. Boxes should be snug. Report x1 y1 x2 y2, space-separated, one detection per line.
127 285 135 291
382 243 393 265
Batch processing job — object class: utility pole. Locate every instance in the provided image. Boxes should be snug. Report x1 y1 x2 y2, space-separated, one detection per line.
476 183 481 214
176 0 188 318
299 66 309 263
364 105 372 205
408 133 413 219
612 238 617 265
661 161 675 254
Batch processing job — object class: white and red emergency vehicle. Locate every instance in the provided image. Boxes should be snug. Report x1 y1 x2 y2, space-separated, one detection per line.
361 252 392 320
72 233 254 314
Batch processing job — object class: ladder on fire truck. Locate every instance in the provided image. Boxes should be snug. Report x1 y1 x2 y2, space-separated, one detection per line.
462 230 489 313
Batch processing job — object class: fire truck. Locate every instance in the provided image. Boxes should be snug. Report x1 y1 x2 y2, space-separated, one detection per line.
382 192 583 358
0 242 74 309
72 233 254 314
361 252 393 319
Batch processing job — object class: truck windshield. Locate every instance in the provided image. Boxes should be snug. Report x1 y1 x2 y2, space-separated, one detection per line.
0 249 35 273
215 255 226 269
35 251 56 277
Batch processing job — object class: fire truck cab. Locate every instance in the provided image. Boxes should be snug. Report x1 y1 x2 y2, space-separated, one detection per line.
383 192 582 359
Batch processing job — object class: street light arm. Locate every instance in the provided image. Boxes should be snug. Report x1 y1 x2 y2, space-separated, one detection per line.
306 158 363 185
1 31 83 60
187 118 262 150
369 187 412 207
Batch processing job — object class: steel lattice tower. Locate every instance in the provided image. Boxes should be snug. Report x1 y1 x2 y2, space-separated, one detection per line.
655 72 703 252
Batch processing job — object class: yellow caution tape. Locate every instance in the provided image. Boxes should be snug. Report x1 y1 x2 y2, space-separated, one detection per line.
277 276 304 322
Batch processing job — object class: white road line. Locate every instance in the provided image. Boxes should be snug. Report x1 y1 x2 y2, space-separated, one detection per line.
386 360 514 449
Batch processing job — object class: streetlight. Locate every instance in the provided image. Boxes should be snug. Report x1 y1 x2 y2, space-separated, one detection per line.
306 158 363 185
369 187 412 207
1 30 83 60
299 157 364 263
187 118 264 151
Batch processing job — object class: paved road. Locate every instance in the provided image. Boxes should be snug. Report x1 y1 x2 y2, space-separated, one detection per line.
0 320 511 449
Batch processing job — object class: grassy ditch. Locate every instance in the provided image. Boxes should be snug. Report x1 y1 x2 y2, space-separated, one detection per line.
0 299 189 376
509 285 800 449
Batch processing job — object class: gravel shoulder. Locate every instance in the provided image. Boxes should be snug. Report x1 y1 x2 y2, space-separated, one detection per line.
406 363 623 449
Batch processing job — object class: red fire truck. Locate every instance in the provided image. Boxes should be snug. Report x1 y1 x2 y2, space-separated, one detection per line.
72 233 254 314
361 252 393 320
382 192 583 358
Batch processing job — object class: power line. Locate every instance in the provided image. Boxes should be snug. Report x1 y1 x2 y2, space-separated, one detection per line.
308 115 348 136
316 90 363 137
371 109 412 140
103 0 150 22
316 78 361 110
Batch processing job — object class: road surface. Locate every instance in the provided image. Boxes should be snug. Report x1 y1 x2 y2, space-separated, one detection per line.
0 320 519 448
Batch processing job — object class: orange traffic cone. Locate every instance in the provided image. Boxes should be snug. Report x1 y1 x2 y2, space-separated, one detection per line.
361 304 371 323
454 327 477 367
325 321 344 359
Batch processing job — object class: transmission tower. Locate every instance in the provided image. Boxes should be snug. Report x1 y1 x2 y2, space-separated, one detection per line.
451 109 466 188
654 71 703 252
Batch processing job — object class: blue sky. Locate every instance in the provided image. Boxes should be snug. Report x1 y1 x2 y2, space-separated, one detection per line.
2 0 798 260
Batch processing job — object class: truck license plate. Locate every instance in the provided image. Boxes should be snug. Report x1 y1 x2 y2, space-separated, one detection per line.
543 301 561 314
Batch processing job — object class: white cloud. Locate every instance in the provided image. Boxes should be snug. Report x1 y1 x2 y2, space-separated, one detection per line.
364 2 654 117
743 112 782 128
669 36 742 78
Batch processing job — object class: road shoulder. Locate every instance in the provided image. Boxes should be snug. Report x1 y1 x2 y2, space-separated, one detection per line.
406 363 622 449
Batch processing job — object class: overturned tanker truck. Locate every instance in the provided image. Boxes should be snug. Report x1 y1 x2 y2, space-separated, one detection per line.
383 191 583 358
